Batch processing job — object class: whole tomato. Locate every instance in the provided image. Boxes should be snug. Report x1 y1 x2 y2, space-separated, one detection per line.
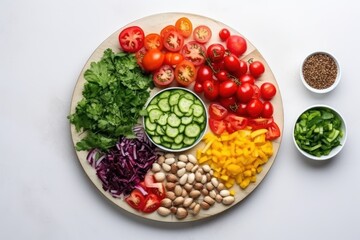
260 82 277 100
193 82 203 93
219 28 231 41
236 82 255 103
246 99 264 118
215 70 229 82
142 48 165 71
203 80 219 101
249 60 265 78
226 35 247 57
239 74 255 85
223 54 241 73
207 43 226 63
196 65 213 83
219 80 238 98
219 96 237 112
262 101 274 118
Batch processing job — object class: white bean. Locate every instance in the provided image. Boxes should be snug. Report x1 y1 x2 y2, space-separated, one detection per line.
165 153 175 159
165 157 176 165
154 172 165 182
178 154 188 162
179 173 188 185
187 173 195 184
177 168 186 177
177 161 186 169
211 178 219 188
188 154 197 164
202 164 211 173
152 162 161 172
162 163 171 172
220 189 230 197
222 196 235 205
157 207 171 216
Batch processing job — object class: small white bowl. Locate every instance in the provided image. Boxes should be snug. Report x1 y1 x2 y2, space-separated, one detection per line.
143 87 208 152
293 105 347 161
300 51 341 94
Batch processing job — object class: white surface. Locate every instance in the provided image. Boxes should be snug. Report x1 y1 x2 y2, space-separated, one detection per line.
1 0 359 239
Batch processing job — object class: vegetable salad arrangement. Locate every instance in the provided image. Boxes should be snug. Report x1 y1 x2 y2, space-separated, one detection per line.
69 15 282 221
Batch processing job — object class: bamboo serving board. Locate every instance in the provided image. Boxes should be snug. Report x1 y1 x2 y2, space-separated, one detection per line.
70 12 284 222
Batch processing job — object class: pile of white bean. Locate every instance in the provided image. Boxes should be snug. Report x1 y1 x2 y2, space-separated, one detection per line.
151 153 235 219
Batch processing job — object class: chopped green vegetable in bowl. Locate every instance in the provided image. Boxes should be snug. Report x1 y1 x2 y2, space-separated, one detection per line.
293 105 347 160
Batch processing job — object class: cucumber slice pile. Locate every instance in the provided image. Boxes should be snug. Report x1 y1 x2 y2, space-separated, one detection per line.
144 89 207 150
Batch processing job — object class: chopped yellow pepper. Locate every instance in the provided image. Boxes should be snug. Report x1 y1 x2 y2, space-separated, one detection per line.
198 129 273 190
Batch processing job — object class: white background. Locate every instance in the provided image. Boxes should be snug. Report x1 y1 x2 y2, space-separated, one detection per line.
1 0 359 239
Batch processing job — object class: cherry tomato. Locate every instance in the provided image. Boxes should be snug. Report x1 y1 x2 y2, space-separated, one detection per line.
207 43 226 63
248 117 274 130
142 48 165 72
196 65 213 83
142 193 161 213
160 25 177 39
266 122 281 140
193 82 203 93
246 99 264 118
144 33 163 50
125 189 145 211
203 80 219 101
225 114 248 130
252 84 260 99
235 102 248 116
215 70 229 82
118 26 145 53
209 103 228 120
223 54 241 73
135 47 147 70
219 28 231 41
164 52 184 66
211 61 225 72
219 96 237 112
260 82 277 100
249 60 265 78
226 122 236 134
175 17 193 38
152 65 174 88
219 80 238 98
235 60 248 77
181 41 206 66
226 35 247 57
209 118 226 135
174 60 196 86
236 82 255 103
163 30 184 52
193 25 212 44
262 101 274 118
239 73 255 85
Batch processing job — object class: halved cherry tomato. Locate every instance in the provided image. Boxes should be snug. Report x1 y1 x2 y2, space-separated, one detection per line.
209 103 228 120
266 122 281 140
181 41 206 66
219 79 238 98
207 43 226 63
219 28 231 41
236 82 254 103
262 101 274 118
142 194 161 213
174 60 196 86
135 47 147 70
164 52 184 66
225 114 248 130
144 33 163 50
175 17 193 38
153 65 174 88
249 60 265 78
203 80 219 101
160 25 177 39
142 48 164 72
118 26 145 53
149 183 166 199
125 189 145 211
209 118 226 135
193 25 212 44
239 73 255 85
248 117 274 130
246 99 264 118
163 30 184 52
196 65 213 83
226 35 247 57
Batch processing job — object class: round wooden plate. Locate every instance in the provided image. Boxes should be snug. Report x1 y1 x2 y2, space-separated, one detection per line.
70 12 284 222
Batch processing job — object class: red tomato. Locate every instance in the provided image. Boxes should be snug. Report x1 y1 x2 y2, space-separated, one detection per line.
144 33 163 50
125 189 145 211
164 52 184 66
160 25 177 39
236 82 255 103
219 96 237 111
193 25 212 44
203 80 219 101
248 117 274 130
226 122 236 134
142 194 161 213
226 35 247 57
153 65 174 88
181 41 206 66
142 48 165 72
209 103 228 120
174 60 196 86
252 84 260 99
193 82 203 93
135 47 147 69
235 102 248 116
239 74 255 85
249 60 265 78
196 65 213 83
118 26 145 53
209 118 226 135
234 60 248 77
225 114 248 130
215 70 229 82
175 17 193 38
266 122 281 140
219 80 238 98
149 183 166 199
224 54 241 73
207 43 226 63
246 99 264 118
211 61 225 72
260 82 277 100
219 28 231 41
262 101 274 118
163 30 184 52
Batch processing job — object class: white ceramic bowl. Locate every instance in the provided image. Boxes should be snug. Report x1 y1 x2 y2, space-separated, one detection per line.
300 51 341 94
143 87 208 152
293 105 347 160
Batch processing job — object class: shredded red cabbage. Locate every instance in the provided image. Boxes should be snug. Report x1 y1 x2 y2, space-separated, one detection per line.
86 125 157 198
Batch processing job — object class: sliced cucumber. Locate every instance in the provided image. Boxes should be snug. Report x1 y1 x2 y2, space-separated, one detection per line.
178 97 194 113
158 98 170 112
166 126 179 138
191 104 204 117
145 118 156 131
156 125 165 135
184 123 201 138
181 116 193 125
148 109 163 123
184 93 195 101
179 124 185 133
171 143 184 150
174 134 184 144
183 137 196 146
169 93 180 106
152 136 161 144
167 113 181 127
157 113 168 126
162 135 174 143
146 104 159 112
174 105 184 117
194 115 205 124
158 91 171 99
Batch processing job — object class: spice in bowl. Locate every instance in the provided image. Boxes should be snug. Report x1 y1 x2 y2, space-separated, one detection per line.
300 52 340 93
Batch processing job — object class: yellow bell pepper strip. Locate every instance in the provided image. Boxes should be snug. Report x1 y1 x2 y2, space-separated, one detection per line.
197 129 273 190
